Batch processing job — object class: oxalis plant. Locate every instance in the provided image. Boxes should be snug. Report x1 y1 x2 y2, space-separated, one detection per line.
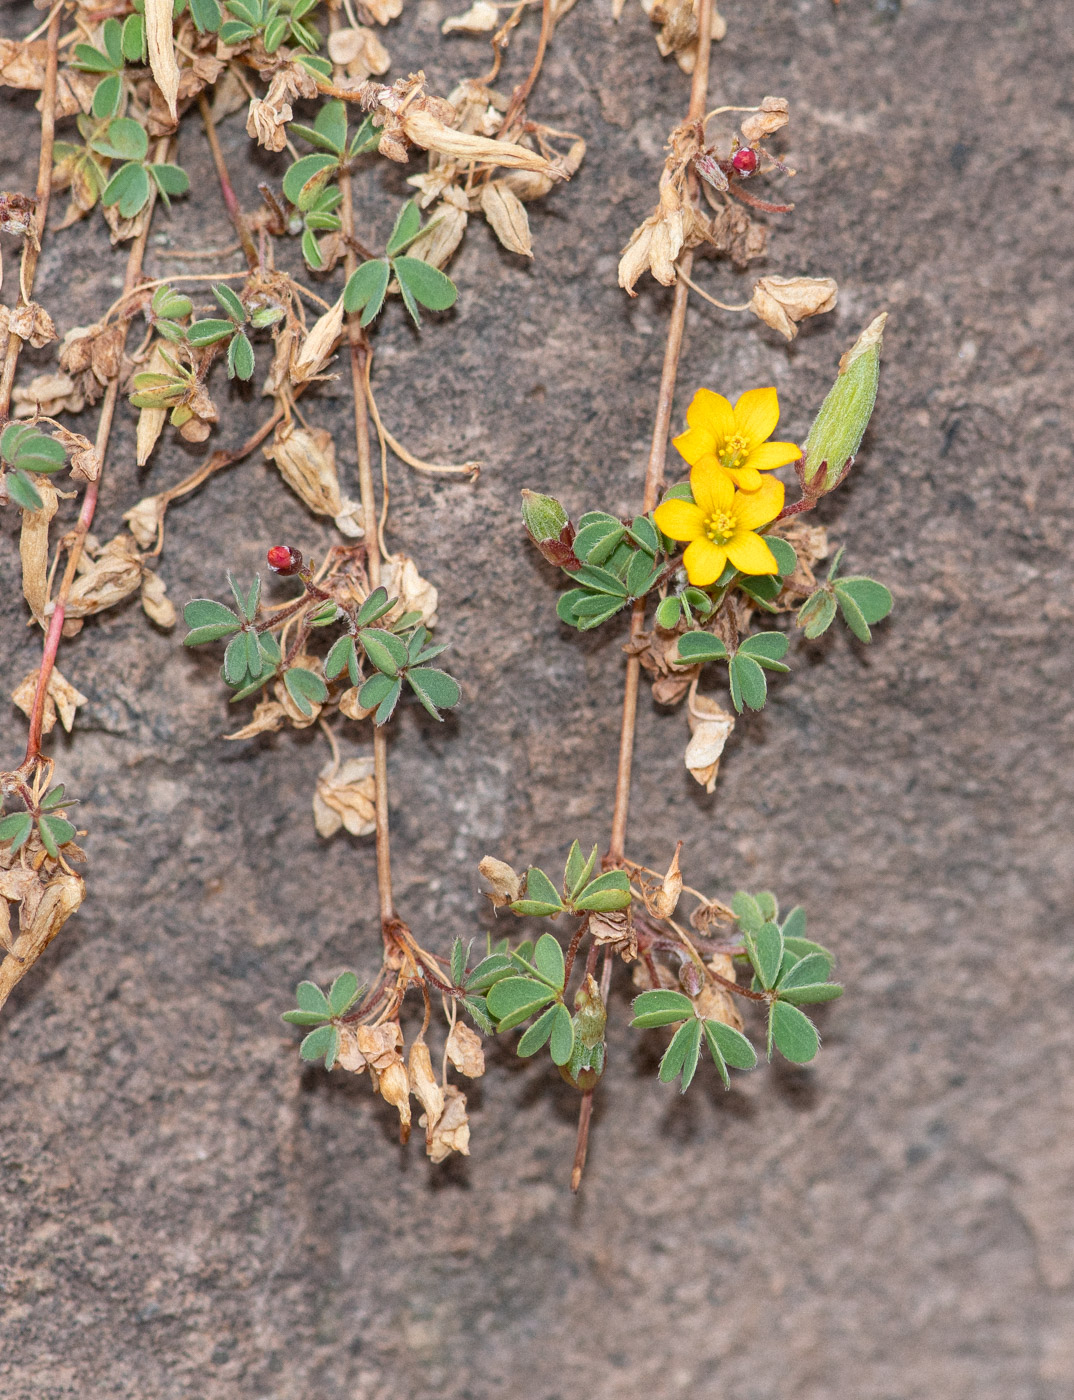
2 0 891 1189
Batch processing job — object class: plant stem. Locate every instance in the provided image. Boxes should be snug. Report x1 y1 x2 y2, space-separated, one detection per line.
570 1089 594 1192
498 0 555 135
336 88 394 931
198 92 259 270
607 5 713 862
22 143 167 768
0 7 60 420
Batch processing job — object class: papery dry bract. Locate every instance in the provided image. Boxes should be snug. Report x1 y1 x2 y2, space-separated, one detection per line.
122 494 164 551
12 372 86 418
18 476 57 624
408 1038 445 1126
479 855 522 908
740 96 789 144
327 26 390 81
0 300 55 348
11 665 88 736
385 555 438 628
361 0 404 23
0 870 85 1014
749 274 838 341
224 699 287 741
64 535 145 622
684 691 735 792
423 1083 469 1162
140 570 176 629
52 427 100 483
313 756 376 838
640 0 726 73
442 2 500 33
648 842 683 919
291 297 344 383
145 0 180 121
446 1020 485 1077
263 421 363 537
588 907 637 960
695 953 744 1031
480 180 533 257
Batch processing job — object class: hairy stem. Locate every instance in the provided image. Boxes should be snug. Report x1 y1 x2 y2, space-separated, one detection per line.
23 142 168 767
607 4 713 862
0 7 60 419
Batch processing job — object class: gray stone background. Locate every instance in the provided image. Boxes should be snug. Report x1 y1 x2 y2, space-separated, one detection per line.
2 0 1072 1396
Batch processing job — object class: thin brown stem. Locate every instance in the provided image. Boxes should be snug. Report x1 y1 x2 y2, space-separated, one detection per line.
23 145 167 767
198 93 259 270
570 1089 594 1193
335 33 394 931
498 0 554 134
606 1 713 864
0 7 60 419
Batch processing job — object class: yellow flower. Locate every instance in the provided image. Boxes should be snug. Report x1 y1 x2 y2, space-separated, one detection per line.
653 462 784 586
673 386 800 491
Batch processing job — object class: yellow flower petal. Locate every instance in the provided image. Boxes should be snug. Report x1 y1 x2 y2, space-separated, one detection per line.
742 439 801 473
733 387 780 450
686 388 735 447
725 530 778 575
653 498 706 542
683 537 728 586
731 474 784 531
690 456 734 517
726 465 762 491
672 425 713 465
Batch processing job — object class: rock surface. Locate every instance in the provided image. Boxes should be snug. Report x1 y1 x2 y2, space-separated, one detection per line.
2 1 1072 1396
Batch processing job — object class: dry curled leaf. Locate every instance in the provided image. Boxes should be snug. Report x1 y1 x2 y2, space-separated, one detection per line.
337 685 373 721
355 1020 403 1072
641 0 726 73
0 870 85 1014
291 297 344 382
445 1020 485 1078
360 0 403 23
404 196 468 269
11 665 88 736
740 96 789 144
749 275 838 341
479 855 522 909
313 756 376 838
335 1025 367 1072
52 427 99 484
12 371 85 418
588 907 637 960
704 202 768 270
18 475 57 624
423 1083 469 1163
648 842 683 919
0 300 55 348
64 535 144 621
684 691 735 793
263 421 362 537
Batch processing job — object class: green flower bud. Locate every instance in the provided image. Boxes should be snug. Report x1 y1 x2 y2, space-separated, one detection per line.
573 974 607 1049
800 313 886 496
520 489 579 570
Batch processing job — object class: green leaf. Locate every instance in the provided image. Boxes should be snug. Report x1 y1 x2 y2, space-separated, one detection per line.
574 564 627 597
797 588 837 638
465 954 514 991
218 20 255 43
728 653 768 712
533 932 565 990
244 628 261 677
149 164 190 204
765 535 797 577
659 1018 702 1091
227 330 255 381
102 16 124 67
189 0 222 31
282 1009 334 1027
92 72 123 120
356 586 392 626
625 547 656 598
213 283 246 322
295 980 330 1017
486 976 556 1030
73 43 119 74
548 1002 575 1066
301 227 324 270
183 622 242 647
563 841 597 900
704 1019 756 1073
328 971 362 1017
1 423 34 461
4 471 44 512
514 867 563 917
344 259 390 325
450 936 468 987
777 953 831 991
778 982 843 1006
747 920 784 990
184 597 241 629
356 671 394 712
630 988 695 1029
677 630 728 664
40 785 71 811
39 815 76 854
257 630 281 670
222 631 251 685
628 514 660 554
284 666 328 715
836 576 892 624
359 627 407 677
292 98 347 154
93 117 149 162
463 995 494 1034
300 1024 340 1068
0 813 33 851
153 285 193 319
325 634 358 683
282 153 337 210
573 520 624 564
574 869 631 912
834 586 872 642
756 890 779 922
732 891 764 934
827 545 846 582
373 678 402 725
407 667 460 719
655 596 681 629
10 431 66 473
517 1004 557 1056
737 631 790 667
348 114 380 156
187 318 236 347
392 256 457 312
768 1000 820 1063
385 200 422 256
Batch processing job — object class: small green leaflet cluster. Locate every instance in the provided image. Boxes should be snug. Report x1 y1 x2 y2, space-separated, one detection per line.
557 513 666 630
284 101 379 269
0 786 79 859
219 0 326 60
510 840 633 917
183 579 461 723
282 971 365 1069
70 15 143 119
676 629 791 714
631 990 756 1091
343 202 458 329
182 282 282 380
1 424 67 513
797 547 893 643
67 110 188 219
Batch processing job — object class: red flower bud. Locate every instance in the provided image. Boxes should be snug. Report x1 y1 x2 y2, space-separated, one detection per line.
732 147 759 176
267 545 302 575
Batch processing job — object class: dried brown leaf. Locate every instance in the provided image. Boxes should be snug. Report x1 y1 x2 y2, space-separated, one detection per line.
749 275 838 341
140 569 176 628
224 699 287 741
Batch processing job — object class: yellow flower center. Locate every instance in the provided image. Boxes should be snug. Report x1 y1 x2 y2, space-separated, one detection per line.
718 434 750 471
706 509 735 544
